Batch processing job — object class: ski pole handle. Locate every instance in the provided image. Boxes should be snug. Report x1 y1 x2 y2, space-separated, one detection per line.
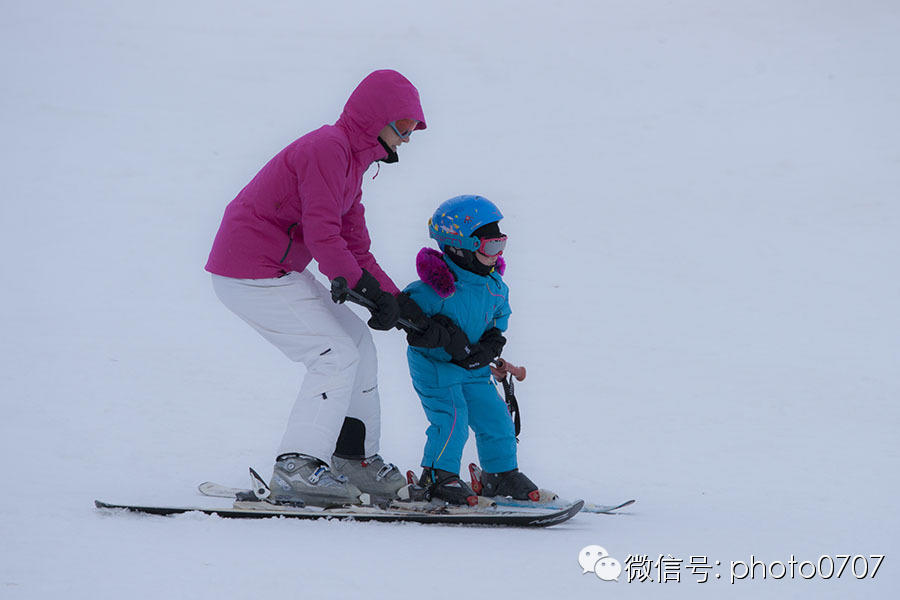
330 277 422 332
330 276 374 308
491 358 526 382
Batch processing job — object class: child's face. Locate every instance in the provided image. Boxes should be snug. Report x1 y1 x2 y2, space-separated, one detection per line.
475 251 499 266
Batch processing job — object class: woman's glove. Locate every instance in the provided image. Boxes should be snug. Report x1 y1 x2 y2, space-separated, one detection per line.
353 270 400 330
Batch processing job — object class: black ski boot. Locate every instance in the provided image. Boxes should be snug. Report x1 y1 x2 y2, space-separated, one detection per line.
480 469 540 501
419 467 478 506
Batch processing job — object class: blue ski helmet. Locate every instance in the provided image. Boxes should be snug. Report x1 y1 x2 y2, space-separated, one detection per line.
428 195 503 251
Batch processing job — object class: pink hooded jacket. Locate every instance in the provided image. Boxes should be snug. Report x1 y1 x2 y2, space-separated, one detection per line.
205 70 426 294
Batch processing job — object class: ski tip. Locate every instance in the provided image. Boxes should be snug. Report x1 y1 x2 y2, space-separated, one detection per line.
585 498 636 514
613 499 637 511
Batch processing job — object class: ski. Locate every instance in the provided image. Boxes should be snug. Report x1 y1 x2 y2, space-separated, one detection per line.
95 498 584 527
200 478 633 514
467 463 635 515
198 481 247 499
487 497 635 514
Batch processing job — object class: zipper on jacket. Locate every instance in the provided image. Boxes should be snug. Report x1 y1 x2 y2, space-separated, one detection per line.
280 223 298 263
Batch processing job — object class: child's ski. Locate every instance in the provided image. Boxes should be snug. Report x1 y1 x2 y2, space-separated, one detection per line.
485 497 635 514
467 463 635 514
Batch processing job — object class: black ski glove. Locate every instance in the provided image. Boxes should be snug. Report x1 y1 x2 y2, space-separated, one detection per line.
478 327 507 357
405 317 450 348
451 327 507 370
431 314 473 360
395 292 428 331
353 270 400 330
407 313 464 349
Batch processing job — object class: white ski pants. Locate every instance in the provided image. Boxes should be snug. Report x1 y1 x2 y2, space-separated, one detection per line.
211 271 381 462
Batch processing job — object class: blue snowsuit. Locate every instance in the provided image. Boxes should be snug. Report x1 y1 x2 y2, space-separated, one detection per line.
403 248 517 475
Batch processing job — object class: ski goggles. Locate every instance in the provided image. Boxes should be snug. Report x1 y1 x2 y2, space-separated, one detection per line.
476 235 507 257
389 119 418 140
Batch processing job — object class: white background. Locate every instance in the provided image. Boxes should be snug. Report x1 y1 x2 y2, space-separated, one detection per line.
2 1 898 598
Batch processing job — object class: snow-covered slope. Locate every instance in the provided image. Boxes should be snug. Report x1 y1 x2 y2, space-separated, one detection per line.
2 1 898 598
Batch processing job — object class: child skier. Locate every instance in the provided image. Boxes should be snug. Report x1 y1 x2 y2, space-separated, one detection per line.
399 195 540 505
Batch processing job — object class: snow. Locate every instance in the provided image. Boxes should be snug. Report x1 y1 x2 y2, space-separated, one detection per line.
2 1 899 598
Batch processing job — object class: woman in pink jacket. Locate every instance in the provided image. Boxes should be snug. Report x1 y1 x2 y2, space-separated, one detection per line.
206 69 425 507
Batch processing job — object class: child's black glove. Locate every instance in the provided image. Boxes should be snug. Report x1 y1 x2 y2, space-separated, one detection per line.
405 315 451 348
406 314 507 371
477 327 507 358
432 315 473 359
407 314 468 351
395 292 429 331
450 326 507 370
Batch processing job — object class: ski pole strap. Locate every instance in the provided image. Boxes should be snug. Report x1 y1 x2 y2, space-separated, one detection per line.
501 377 521 438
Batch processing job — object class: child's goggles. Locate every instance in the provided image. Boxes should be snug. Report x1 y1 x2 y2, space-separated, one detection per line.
476 235 507 257
429 222 507 256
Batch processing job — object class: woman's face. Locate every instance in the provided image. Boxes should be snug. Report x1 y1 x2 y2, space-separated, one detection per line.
378 119 418 151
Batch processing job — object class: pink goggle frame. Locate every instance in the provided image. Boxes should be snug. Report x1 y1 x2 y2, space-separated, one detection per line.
477 235 507 257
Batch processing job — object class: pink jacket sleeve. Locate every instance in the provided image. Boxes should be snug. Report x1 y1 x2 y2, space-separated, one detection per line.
296 140 398 294
297 141 365 287
342 195 400 295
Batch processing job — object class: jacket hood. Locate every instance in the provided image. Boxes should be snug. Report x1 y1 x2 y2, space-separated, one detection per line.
416 247 505 298
336 69 427 160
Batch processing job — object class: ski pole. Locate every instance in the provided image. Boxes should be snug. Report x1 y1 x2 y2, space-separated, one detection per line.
330 277 423 332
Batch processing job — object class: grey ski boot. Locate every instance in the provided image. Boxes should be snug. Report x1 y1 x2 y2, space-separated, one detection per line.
268 453 364 507
330 454 405 502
